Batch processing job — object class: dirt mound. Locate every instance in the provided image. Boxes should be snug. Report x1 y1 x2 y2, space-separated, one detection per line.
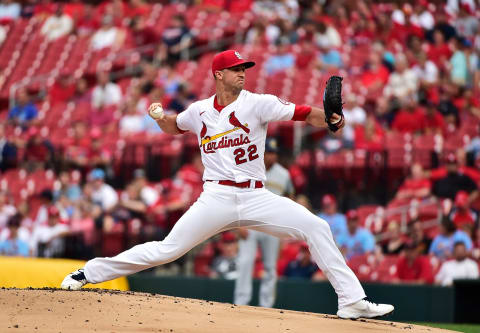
0 288 455 332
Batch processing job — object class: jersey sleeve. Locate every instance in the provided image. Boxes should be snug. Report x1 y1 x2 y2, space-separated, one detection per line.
256 94 295 124
176 102 199 133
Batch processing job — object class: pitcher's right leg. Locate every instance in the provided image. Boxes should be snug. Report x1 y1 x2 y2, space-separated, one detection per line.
62 185 237 288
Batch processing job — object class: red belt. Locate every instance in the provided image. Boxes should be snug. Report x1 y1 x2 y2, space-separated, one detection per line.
207 180 264 189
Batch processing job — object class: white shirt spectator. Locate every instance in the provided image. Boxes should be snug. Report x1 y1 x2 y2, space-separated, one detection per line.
120 114 145 135
30 223 69 257
315 25 341 48
140 186 159 207
343 105 366 142
91 27 119 50
92 82 122 108
392 9 405 25
40 14 73 41
412 60 438 84
91 183 118 211
435 258 479 286
0 1 20 20
383 69 418 99
0 225 30 243
0 204 16 230
410 11 435 30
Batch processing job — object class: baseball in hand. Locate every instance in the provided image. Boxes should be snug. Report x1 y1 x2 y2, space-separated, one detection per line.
148 103 164 120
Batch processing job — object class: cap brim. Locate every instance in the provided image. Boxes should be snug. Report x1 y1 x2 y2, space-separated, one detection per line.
225 60 255 70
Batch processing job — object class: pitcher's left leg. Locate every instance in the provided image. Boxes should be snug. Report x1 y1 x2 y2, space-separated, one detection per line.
239 189 365 309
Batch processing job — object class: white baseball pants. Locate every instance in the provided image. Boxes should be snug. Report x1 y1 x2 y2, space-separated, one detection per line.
84 182 366 309
234 230 279 308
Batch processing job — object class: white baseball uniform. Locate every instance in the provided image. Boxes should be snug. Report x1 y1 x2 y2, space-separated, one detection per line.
83 90 366 309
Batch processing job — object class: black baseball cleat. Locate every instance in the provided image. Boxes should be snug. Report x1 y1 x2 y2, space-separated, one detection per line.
61 268 88 290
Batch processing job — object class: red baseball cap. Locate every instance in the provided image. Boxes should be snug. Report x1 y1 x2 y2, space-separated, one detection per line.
322 194 336 206
455 191 469 208
211 50 255 76
346 209 358 220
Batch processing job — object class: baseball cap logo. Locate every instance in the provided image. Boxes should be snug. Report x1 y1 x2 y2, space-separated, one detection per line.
234 51 243 59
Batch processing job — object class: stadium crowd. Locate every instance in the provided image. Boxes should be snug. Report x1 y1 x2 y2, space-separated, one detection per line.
0 0 480 285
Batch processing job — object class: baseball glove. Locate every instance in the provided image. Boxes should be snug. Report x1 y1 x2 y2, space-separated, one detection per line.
323 75 345 132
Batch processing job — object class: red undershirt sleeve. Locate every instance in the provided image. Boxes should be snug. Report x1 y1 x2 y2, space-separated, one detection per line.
292 105 312 121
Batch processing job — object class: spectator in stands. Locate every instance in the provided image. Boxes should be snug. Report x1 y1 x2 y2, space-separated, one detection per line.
0 191 16 232
382 221 407 255
167 84 197 114
317 194 346 240
450 37 469 86
360 52 390 93
71 78 91 104
64 121 90 169
129 15 157 48
53 170 82 203
296 194 313 212
392 95 427 134
412 52 439 87
0 214 29 256
284 242 318 279
0 123 18 172
314 21 341 49
427 29 452 70
49 72 75 105
33 189 54 226
422 102 446 135
409 220 432 255
336 209 376 260
455 5 478 39
395 163 431 201
448 191 478 232
91 71 122 109
90 15 125 50
40 4 73 41
384 55 418 99
342 95 366 147
118 169 159 220
160 14 191 65
175 153 204 205
435 241 479 286
8 89 38 129
315 42 343 71
23 126 54 172
0 25 6 46
0 0 20 21
87 127 113 169
354 113 385 152
432 153 479 202
429 217 473 260
437 86 459 132
264 40 295 76
210 232 238 280
84 168 118 229
395 240 433 284
75 4 99 36
245 20 268 47
31 205 70 257
119 100 145 135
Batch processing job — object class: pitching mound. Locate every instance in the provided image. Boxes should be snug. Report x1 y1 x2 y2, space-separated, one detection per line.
1 288 455 333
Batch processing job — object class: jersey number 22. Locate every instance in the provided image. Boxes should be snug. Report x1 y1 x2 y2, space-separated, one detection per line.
234 145 259 165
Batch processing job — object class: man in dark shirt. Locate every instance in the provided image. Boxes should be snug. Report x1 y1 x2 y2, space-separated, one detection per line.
284 242 318 279
432 153 478 203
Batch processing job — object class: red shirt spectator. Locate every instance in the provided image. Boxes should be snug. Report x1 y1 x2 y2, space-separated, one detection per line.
422 105 446 135
396 163 432 201
392 107 426 134
354 115 385 151
49 74 75 104
449 191 478 230
396 248 433 284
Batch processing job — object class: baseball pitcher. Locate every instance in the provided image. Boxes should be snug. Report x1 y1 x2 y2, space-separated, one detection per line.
62 50 394 319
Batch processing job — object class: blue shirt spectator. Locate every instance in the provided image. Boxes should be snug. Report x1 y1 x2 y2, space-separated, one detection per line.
0 238 29 256
319 49 343 68
429 230 472 260
317 194 347 240
336 209 376 260
8 89 38 128
264 43 295 75
450 38 468 85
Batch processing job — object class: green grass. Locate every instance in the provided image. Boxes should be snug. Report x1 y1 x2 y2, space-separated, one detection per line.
412 322 480 333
